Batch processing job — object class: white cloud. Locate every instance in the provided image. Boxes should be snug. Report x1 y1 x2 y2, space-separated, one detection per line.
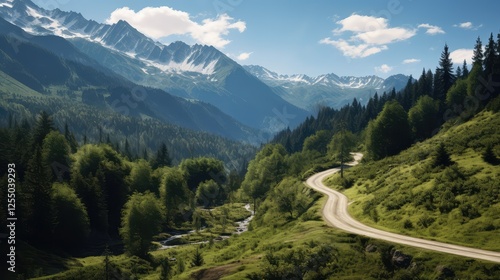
334 14 388 33
319 38 387 58
450 48 473 65
355 27 416 44
320 14 416 58
453 21 482 30
236 52 252 61
402 58 420 64
459 22 472 29
375 64 393 73
418 23 445 35
105 6 246 48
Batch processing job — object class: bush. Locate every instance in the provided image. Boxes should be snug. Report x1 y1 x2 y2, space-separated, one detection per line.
403 219 413 229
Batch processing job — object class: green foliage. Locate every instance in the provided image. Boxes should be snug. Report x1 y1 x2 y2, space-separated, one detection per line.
180 157 226 192
31 111 56 149
42 130 71 181
50 182 90 249
432 143 454 168
241 144 288 205
127 159 155 193
272 178 312 219
1 93 256 169
191 247 204 267
251 244 338 279
366 100 412 160
327 129 356 163
446 79 468 107
483 144 499 165
160 168 191 225
302 130 331 154
159 258 172 280
24 145 53 243
120 192 165 258
196 179 223 208
151 142 171 169
409 95 440 141
71 144 131 235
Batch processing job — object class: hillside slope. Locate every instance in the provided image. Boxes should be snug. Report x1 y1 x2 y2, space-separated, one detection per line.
326 108 500 250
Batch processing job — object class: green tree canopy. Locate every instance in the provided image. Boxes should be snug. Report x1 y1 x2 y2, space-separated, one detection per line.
120 192 164 258
302 130 332 155
180 157 226 191
409 95 440 141
366 100 412 160
196 179 222 208
151 142 172 169
438 44 455 100
71 144 131 235
241 144 288 212
51 182 90 250
127 159 154 194
42 130 71 181
160 168 191 225
446 79 468 107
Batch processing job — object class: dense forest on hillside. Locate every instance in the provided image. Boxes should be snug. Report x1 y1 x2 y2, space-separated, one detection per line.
0 93 256 167
273 34 500 156
0 109 255 277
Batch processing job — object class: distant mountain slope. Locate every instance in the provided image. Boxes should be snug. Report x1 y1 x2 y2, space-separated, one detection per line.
243 65 411 111
0 0 310 131
0 17 259 142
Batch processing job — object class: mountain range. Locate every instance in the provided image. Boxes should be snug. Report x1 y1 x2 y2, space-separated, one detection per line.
0 15 260 142
244 65 410 111
0 0 412 139
0 0 309 133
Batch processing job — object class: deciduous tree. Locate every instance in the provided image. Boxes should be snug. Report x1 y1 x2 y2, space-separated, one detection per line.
120 192 164 258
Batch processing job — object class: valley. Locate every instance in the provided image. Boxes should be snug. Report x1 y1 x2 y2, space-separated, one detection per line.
0 1 499 279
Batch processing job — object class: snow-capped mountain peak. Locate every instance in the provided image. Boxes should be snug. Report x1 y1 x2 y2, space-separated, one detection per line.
0 0 222 75
243 65 386 89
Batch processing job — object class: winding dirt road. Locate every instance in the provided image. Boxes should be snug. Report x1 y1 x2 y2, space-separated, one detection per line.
305 153 500 263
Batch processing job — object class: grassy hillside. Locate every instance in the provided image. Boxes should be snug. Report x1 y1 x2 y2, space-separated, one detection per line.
326 109 500 251
32 185 500 279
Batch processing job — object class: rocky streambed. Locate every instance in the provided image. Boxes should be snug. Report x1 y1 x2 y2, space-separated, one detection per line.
159 203 254 249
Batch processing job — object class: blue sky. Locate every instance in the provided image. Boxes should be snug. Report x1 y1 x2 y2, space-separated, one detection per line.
33 0 500 78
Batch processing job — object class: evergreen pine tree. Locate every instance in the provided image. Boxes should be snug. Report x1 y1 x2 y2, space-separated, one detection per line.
496 32 500 74
191 247 204 267
152 143 172 169
483 144 498 165
433 67 443 99
433 142 453 167
462 60 469 78
32 111 55 150
455 66 462 79
124 138 132 159
64 122 78 153
472 36 484 70
438 44 455 100
484 33 497 78
25 146 53 243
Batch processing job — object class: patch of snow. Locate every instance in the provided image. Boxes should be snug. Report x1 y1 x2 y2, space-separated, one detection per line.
0 2 13 8
145 57 218 75
26 6 44 19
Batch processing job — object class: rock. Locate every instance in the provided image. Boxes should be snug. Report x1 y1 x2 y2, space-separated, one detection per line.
391 250 412 268
365 244 378 253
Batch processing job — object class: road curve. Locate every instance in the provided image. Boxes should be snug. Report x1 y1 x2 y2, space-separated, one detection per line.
305 153 500 263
